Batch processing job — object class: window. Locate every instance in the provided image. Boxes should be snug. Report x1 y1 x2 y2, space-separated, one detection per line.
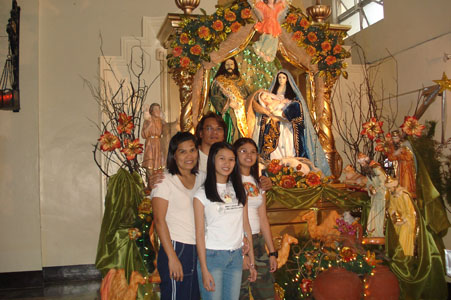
333 0 384 36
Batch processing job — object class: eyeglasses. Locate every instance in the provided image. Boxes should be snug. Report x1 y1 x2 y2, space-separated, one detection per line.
238 149 257 155
203 126 224 133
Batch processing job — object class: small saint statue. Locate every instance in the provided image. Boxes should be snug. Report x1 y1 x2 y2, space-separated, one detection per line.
141 103 164 175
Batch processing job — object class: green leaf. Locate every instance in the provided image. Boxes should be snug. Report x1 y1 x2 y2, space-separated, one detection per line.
200 8 207 15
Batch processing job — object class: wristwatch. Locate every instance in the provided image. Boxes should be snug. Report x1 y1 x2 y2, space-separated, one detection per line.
269 251 278 258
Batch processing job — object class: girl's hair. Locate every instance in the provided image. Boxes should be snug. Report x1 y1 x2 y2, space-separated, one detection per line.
205 142 246 205
166 131 199 175
233 138 260 184
271 72 297 101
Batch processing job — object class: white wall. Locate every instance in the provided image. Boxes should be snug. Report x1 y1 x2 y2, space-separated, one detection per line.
0 0 216 272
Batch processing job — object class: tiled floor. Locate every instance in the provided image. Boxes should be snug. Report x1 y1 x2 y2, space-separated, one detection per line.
0 280 101 300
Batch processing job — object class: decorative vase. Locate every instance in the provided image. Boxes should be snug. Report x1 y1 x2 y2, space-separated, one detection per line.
364 265 399 300
175 0 200 14
313 267 363 300
306 0 331 23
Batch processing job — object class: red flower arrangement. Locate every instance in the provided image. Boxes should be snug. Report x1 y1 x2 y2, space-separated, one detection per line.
198 26 210 40
306 45 316 57
325 55 337 65
267 159 283 174
172 46 183 57
117 113 135 134
230 21 242 33
286 13 298 25
299 18 309 29
180 33 189 44
321 41 332 52
333 44 342 54
400 116 425 136
307 32 318 43
281 175 296 188
241 8 252 19
190 45 202 56
180 56 191 68
212 20 224 31
292 31 303 42
306 172 321 187
98 131 121 151
121 139 143 160
224 9 236 22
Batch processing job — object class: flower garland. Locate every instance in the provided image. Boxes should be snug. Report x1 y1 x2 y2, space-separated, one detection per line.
167 0 254 74
168 1 350 80
282 7 350 81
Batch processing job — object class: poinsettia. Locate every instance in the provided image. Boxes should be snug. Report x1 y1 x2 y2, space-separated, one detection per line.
400 116 425 136
117 113 135 134
361 117 383 140
121 138 143 160
98 131 121 151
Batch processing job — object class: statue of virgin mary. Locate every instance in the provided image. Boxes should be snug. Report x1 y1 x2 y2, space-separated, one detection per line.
248 69 331 176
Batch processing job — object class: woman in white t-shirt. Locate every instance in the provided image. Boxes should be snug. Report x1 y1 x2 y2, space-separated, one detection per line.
152 132 205 300
193 142 257 300
233 138 278 300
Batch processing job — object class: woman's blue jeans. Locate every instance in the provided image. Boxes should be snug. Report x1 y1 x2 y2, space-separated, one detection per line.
197 248 243 300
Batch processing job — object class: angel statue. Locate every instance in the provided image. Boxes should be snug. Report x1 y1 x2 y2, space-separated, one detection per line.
248 69 331 176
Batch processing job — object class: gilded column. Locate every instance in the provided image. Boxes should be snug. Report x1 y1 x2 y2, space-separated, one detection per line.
171 69 194 132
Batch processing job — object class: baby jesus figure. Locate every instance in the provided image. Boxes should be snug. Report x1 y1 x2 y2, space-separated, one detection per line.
257 90 291 119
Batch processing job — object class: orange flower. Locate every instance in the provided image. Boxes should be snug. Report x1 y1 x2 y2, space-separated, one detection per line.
241 8 252 19
190 44 202 55
121 138 143 160
333 44 342 54
267 159 282 174
180 56 190 68
117 113 135 134
321 41 332 52
212 20 224 31
286 13 298 25
307 32 317 43
173 46 183 57
230 21 242 33
306 172 321 187
306 45 316 57
325 55 337 65
292 31 303 41
198 26 210 39
361 117 384 140
299 18 309 29
280 175 296 188
401 116 425 136
98 131 121 151
180 33 189 44
224 9 236 22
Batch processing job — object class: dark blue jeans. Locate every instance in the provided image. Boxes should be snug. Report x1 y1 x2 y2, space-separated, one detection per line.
157 241 200 300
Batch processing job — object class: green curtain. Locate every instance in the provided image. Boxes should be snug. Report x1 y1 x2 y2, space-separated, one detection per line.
95 168 157 300
265 184 371 228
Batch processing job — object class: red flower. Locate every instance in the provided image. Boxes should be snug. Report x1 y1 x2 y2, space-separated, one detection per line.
333 44 342 54
374 138 385 152
241 8 252 19
180 33 189 44
117 113 135 134
121 138 143 160
212 20 224 31
173 46 183 57
190 45 202 55
98 131 121 151
296 164 303 171
281 175 296 188
292 31 303 41
400 116 425 136
198 26 210 39
180 56 190 68
299 18 310 29
306 45 316 57
361 117 384 140
230 21 242 33
321 41 331 52
325 55 337 65
286 13 298 25
300 278 313 293
224 9 236 22
267 160 282 174
340 247 357 262
307 32 318 43
306 172 321 187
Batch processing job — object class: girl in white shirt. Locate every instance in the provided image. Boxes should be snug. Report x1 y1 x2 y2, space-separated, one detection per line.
194 142 257 300
234 138 277 300
152 132 205 300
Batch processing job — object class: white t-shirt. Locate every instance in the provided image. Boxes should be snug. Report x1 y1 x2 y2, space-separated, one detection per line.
199 150 208 173
242 175 263 234
151 171 206 245
194 182 244 250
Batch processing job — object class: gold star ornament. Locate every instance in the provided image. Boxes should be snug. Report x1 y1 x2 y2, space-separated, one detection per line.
433 72 451 93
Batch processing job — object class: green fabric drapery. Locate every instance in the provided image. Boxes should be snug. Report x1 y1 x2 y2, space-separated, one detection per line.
95 168 156 300
384 139 449 300
265 184 371 228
